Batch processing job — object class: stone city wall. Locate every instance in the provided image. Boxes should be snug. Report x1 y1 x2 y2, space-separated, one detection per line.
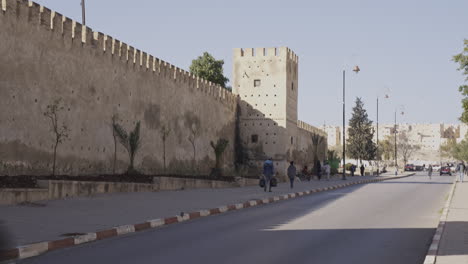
0 0 237 176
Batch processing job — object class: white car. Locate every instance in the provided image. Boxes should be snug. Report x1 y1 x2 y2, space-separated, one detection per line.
431 164 441 172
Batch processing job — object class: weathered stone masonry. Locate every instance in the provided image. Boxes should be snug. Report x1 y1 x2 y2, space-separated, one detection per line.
0 0 327 177
0 0 237 175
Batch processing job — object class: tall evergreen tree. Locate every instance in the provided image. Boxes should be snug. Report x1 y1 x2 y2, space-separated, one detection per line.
347 97 377 163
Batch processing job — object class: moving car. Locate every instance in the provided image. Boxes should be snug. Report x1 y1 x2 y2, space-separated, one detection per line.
440 166 452 176
404 164 415 171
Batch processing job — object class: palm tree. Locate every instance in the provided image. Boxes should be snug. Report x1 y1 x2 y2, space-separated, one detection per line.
113 121 142 175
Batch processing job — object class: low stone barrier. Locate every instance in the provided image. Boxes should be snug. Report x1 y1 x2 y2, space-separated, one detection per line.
0 177 260 205
0 188 49 205
37 180 156 200
153 177 258 191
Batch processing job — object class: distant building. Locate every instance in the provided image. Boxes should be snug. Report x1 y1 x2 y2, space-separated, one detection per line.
325 123 468 163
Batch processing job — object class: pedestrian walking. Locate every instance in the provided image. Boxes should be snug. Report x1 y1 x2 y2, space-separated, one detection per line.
350 164 355 177
302 165 310 181
263 158 274 192
456 161 465 183
287 161 296 189
324 162 331 181
360 164 365 176
428 165 433 179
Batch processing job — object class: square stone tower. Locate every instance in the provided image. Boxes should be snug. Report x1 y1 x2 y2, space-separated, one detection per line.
232 47 299 176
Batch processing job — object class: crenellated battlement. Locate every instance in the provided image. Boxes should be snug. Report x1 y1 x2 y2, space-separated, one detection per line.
297 120 327 138
233 47 298 63
1 0 237 108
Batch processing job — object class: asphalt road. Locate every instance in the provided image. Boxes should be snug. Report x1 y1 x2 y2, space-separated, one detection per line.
20 173 453 264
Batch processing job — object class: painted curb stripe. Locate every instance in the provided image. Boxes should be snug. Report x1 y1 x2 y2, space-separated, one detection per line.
18 242 48 259
148 219 164 228
115 225 135 235
234 204 243 210
0 174 413 262
96 229 117 240
189 212 201 219
164 217 178 225
209 208 221 215
74 233 97 245
134 222 152 231
48 238 74 251
0 248 19 261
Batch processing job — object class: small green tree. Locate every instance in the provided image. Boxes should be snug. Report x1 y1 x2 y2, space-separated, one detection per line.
347 97 377 163
453 39 468 124
113 121 141 175
378 136 394 161
210 138 229 175
452 136 468 162
160 124 171 173
190 52 229 88
327 150 340 174
44 98 70 176
188 124 200 171
397 132 421 166
440 139 457 160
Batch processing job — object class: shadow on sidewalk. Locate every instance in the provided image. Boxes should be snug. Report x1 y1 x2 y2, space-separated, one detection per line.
437 221 468 257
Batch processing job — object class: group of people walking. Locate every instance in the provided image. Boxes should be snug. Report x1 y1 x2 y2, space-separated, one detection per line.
262 158 333 192
427 162 466 182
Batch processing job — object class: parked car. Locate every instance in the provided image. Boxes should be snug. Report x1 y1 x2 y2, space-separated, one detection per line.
440 166 452 176
432 164 441 172
405 164 415 171
415 165 424 171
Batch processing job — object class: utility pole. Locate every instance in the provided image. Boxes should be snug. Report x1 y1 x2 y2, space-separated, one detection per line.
342 66 360 180
81 0 86 25
376 97 379 175
342 70 346 180
394 110 398 175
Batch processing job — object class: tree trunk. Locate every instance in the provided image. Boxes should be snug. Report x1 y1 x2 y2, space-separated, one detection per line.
191 142 196 172
163 139 166 173
129 151 134 172
215 154 220 170
52 140 58 176
113 135 117 175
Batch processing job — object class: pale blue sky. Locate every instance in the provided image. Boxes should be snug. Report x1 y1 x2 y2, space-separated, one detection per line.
34 0 467 126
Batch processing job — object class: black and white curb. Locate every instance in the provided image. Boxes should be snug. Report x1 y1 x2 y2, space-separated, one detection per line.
0 174 413 262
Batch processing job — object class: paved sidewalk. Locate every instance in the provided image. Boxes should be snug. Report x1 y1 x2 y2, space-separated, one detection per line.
0 174 403 247
436 182 468 264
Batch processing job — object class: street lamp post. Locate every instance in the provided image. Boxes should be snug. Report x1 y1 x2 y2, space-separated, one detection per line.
394 110 398 175
376 97 379 176
81 0 86 25
342 70 346 180
342 66 360 180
